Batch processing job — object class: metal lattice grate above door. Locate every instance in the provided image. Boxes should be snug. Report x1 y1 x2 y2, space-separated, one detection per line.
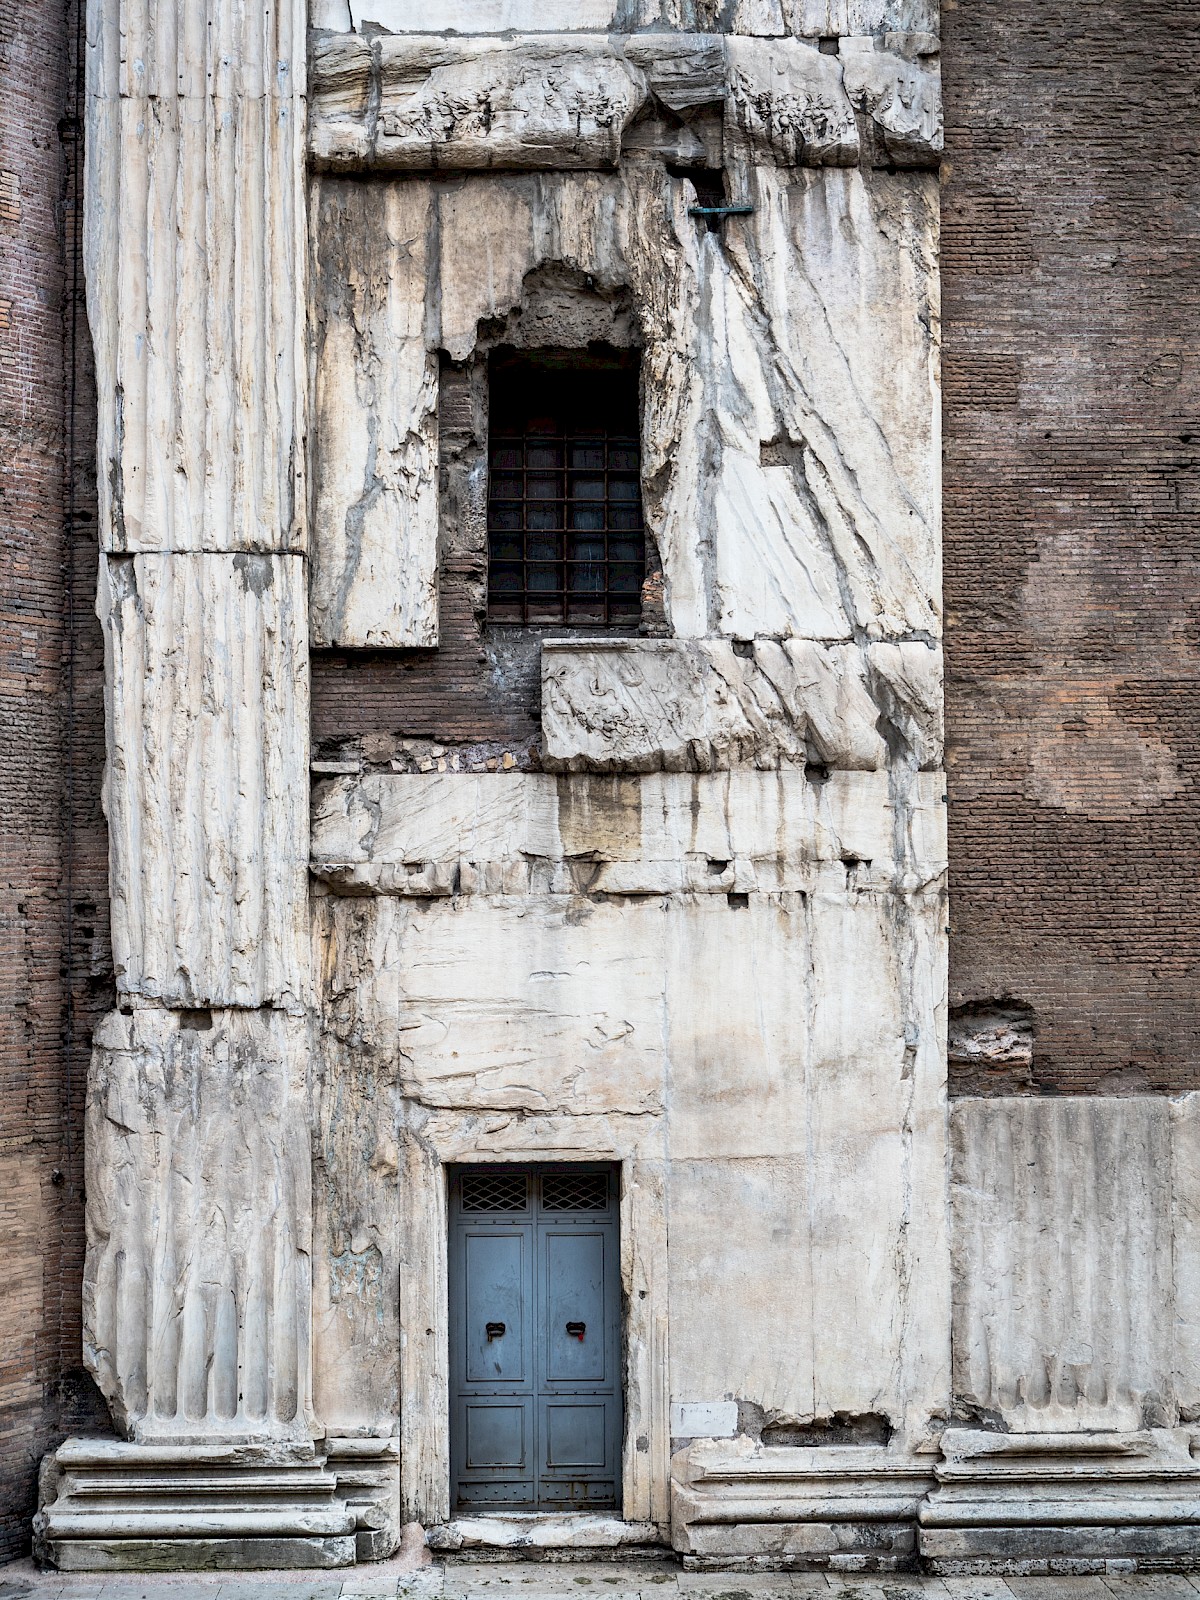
540 1171 610 1212
459 1170 530 1213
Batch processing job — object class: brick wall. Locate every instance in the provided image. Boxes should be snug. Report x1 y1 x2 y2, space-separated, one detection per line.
941 0 1200 1093
0 0 112 1565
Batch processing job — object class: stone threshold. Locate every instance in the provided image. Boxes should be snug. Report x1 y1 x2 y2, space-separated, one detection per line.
427 1517 664 1558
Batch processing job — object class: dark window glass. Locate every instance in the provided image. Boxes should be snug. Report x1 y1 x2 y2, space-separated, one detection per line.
487 354 646 626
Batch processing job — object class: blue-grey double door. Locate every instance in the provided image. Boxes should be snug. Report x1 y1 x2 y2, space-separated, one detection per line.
448 1164 622 1512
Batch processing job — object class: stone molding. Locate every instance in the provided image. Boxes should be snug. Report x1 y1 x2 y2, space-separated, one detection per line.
919 1428 1200 1574
308 31 941 172
310 0 938 37
671 1439 937 1567
36 1441 355 1572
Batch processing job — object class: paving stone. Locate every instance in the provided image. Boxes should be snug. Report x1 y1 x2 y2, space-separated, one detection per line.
1101 1581 1200 1599
1005 1584 1112 1600
938 1581 1016 1600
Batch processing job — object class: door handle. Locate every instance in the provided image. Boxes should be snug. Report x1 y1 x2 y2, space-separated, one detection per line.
486 1321 506 1342
566 1321 586 1341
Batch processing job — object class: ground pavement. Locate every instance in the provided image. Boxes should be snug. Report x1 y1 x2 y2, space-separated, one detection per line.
4 1559 1200 1600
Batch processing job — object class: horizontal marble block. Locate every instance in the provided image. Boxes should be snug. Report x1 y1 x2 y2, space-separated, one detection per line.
310 768 947 896
541 638 943 773
83 1008 315 1444
950 1096 1175 1433
840 34 942 163
427 1515 660 1552
672 1439 935 1563
310 33 644 170
309 32 940 173
101 552 308 1008
726 37 858 165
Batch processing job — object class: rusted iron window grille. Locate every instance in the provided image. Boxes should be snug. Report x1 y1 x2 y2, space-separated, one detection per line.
487 390 646 626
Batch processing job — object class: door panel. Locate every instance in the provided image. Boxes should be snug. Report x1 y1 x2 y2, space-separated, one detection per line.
463 1230 528 1384
464 1401 528 1469
449 1164 621 1513
544 1400 607 1467
543 1229 607 1385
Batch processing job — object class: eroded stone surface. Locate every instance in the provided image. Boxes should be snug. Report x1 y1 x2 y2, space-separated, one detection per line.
840 35 942 164
84 1009 315 1443
309 182 439 648
310 768 947 896
101 553 309 1009
950 1097 1176 1432
541 639 942 773
309 33 942 175
312 874 949 1445
310 35 646 171
309 163 939 651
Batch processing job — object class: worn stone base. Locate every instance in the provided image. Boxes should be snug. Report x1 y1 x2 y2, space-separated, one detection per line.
921 1525 1200 1576
918 1428 1200 1574
47 1536 357 1571
676 1522 917 1571
428 1516 663 1556
37 1438 357 1571
671 1441 935 1570
326 1435 402 1562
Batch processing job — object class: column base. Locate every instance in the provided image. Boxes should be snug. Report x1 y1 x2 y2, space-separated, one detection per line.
919 1427 1200 1575
670 1441 935 1571
326 1434 402 1561
36 1438 357 1572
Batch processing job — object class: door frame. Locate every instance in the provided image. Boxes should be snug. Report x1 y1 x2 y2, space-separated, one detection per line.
396 1119 670 1537
447 1161 623 1513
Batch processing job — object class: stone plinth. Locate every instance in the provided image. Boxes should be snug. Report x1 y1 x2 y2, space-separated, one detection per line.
920 1429 1200 1575
671 1440 935 1569
36 1440 355 1572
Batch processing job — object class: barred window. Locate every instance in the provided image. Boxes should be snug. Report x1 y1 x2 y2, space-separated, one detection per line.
487 352 645 626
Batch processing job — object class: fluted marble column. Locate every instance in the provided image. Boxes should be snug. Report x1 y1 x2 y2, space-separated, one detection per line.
36 0 345 1571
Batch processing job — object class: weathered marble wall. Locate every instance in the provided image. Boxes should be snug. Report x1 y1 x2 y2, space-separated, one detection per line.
63 0 954 1572
309 760 949 1531
307 38 941 654
301 10 946 1560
